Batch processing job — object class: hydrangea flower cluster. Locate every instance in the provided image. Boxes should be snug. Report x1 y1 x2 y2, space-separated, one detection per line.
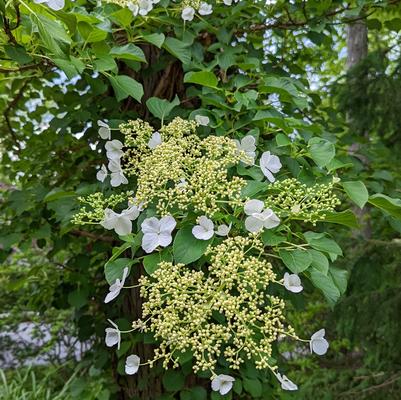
134 237 291 373
265 178 341 224
74 117 335 394
121 117 245 216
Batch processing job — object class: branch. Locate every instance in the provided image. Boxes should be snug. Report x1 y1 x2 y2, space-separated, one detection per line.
70 229 115 243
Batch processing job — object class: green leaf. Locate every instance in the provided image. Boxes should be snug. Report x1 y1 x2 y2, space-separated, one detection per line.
279 249 312 273
4 45 33 65
162 370 185 392
110 44 146 62
261 231 286 246
108 75 144 102
146 95 180 121
104 258 134 285
309 270 340 306
243 378 262 397
143 33 165 48
368 194 401 220
43 189 76 202
163 37 191 64
304 232 342 257
184 71 218 88
321 210 359 228
68 289 88 308
240 180 267 198
329 267 348 295
143 249 172 275
53 58 80 79
276 133 291 147
309 249 329 274
308 137 335 167
77 21 108 42
93 56 117 72
173 227 212 265
342 181 369 209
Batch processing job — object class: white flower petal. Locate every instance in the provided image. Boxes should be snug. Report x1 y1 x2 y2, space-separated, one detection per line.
198 2 213 15
241 135 256 151
148 131 162 149
105 139 124 160
192 225 214 240
310 329 329 355
261 209 280 229
244 199 264 215
158 232 173 247
160 215 176 234
142 232 160 253
182 6 195 21
98 120 111 140
245 216 264 233
276 373 298 391
125 355 140 375
211 375 235 395
46 0 64 10
128 2 139 15
195 115 209 126
216 223 231 237
113 216 132 236
104 288 121 303
283 272 303 293
260 151 282 182
105 327 120 348
96 164 108 182
122 205 141 221
141 217 161 234
101 209 119 230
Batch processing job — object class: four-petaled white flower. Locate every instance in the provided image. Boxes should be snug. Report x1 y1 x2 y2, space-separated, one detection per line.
101 205 141 236
182 6 195 21
127 2 139 15
105 319 121 349
260 151 282 182
244 199 280 233
310 329 329 355
97 120 111 140
195 114 210 126
198 2 213 15
104 267 129 304
96 164 108 183
125 354 140 375
138 0 153 15
211 374 235 395
192 216 214 240
234 135 256 165
33 0 64 10
148 131 162 149
105 140 124 160
283 272 303 293
141 216 176 253
275 372 298 391
215 223 232 237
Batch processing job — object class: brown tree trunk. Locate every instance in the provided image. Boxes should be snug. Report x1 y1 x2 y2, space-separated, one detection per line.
346 20 371 238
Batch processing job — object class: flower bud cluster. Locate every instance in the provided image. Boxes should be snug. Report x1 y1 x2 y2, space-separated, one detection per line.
72 192 130 224
122 117 245 215
264 178 341 224
134 236 293 374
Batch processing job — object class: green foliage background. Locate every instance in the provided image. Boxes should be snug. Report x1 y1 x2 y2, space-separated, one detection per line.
1 0 401 399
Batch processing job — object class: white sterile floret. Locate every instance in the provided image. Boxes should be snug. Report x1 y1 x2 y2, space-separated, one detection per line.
105 319 121 349
33 0 64 10
96 164 108 183
101 205 141 236
198 2 213 15
234 135 256 165
148 131 162 149
192 216 214 240
108 159 128 187
195 115 210 126
211 375 235 395
141 216 176 253
182 6 195 21
97 120 111 140
244 199 280 233
215 223 231 237
260 151 282 182
310 329 329 355
125 355 140 375
275 372 298 391
138 0 153 15
105 267 129 303
127 2 139 15
105 140 124 160
283 272 303 293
